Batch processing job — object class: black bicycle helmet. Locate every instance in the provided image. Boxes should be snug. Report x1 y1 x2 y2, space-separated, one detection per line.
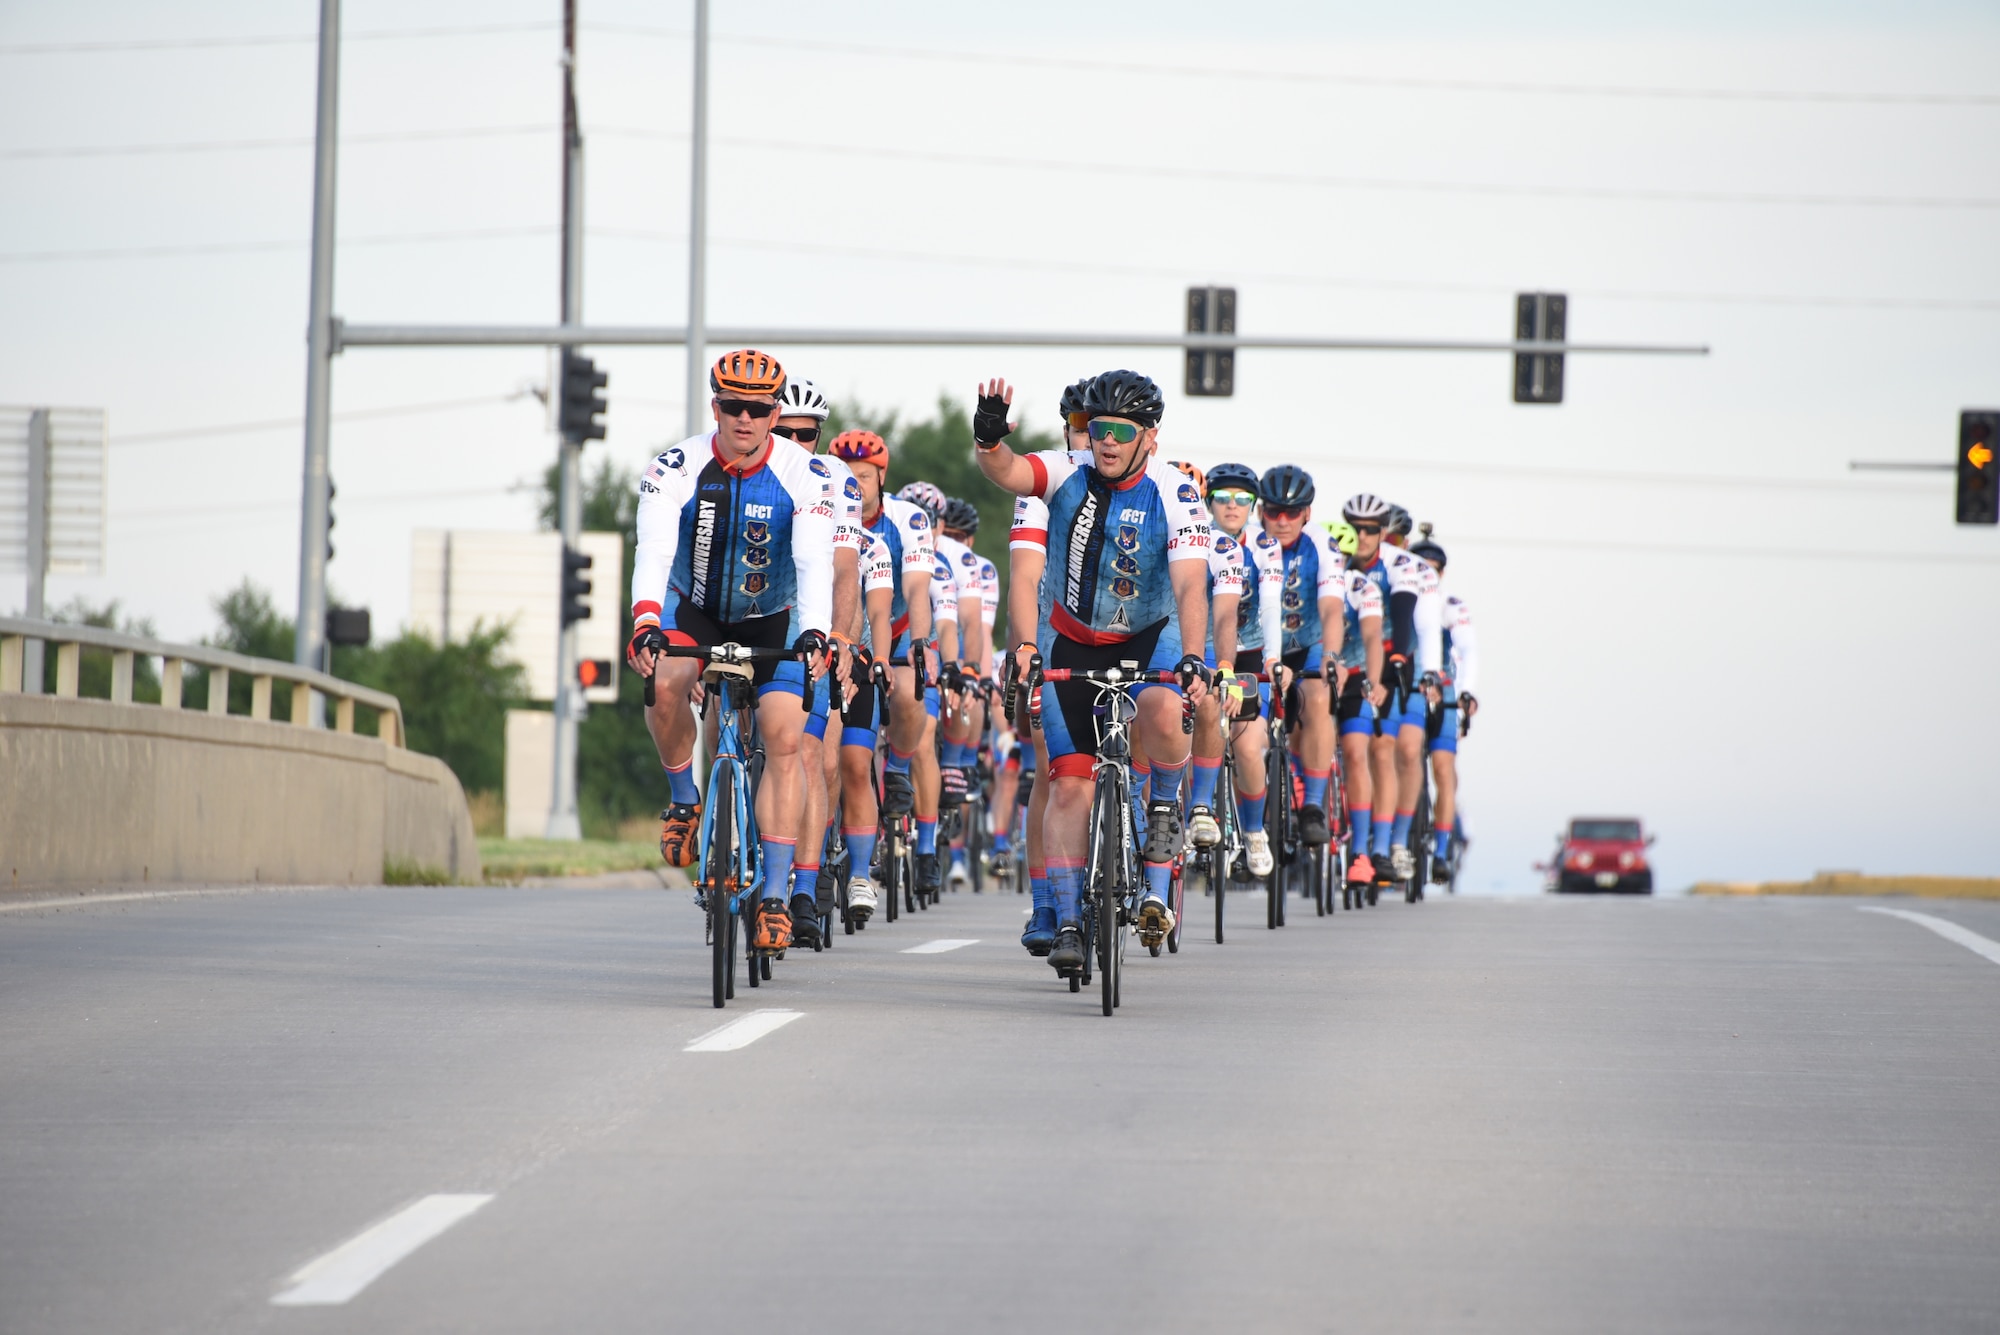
1410 539 1446 568
1057 377 1093 423
1258 464 1315 508
942 497 980 535
1384 504 1413 539
1205 461 1259 497
1082 369 1165 428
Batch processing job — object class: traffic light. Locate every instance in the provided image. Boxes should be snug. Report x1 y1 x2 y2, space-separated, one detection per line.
1513 292 1567 404
1184 286 1236 397
1960 410 1999 526
325 476 337 561
577 658 613 689
558 349 608 443
325 606 372 646
560 545 593 626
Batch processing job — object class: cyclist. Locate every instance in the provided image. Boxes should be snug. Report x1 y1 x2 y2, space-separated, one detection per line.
1379 505 1443 884
1257 464 1346 848
1168 461 1241 852
973 371 1212 968
831 521 900 920
1006 378 1094 955
1201 462 1284 877
1339 494 1428 884
1333 531 1387 887
896 481 979 899
628 349 836 954
773 376 861 944
940 496 998 890
829 432 935 845
1410 530 1476 880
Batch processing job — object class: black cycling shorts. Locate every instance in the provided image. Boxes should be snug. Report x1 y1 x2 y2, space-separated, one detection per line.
663 599 794 694
1336 669 1371 727
839 665 880 733
1042 617 1173 774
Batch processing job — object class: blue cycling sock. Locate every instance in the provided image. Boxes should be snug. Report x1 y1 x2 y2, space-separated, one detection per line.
761 837 795 902
1434 828 1452 860
1237 789 1266 834
884 745 913 777
1150 759 1186 807
1143 859 1173 901
791 862 819 901
1392 809 1414 848
1371 815 1394 857
916 818 938 856
842 825 876 882
1351 807 1373 855
950 844 966 867
665 759 699 806
1029 867 1052 912
1190 756 1221 809
992 831 1011 855
1303 769 1329 812
1048 860 1082 922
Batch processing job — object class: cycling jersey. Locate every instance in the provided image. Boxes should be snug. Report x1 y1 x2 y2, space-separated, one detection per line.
1411 553 1445 681
820 453 865 555
1272 526 1346 657
934 533 984 622
860 496 935 641
632 430 835 636
1025 452 1209 645
1335 568 1384 671
973 552 1000 632
929 546 959 633
857 529 896 653
1202 531 1246 662
1442 592 1478 693
1224 526 1285 660
1352 545 1427 673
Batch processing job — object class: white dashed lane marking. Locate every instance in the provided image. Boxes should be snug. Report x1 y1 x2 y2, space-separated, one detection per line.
684 1008 804 1052
902 939 980 954
272 1194 493 1306
1859 906 2000 968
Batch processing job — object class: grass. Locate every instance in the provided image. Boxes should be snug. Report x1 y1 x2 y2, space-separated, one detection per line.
476 837 662 884
1691 873 2000 900
383 857 454 886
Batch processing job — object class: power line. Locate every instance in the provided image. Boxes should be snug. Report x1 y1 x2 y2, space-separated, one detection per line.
115 394 529 446
590 23 2000 109
1450 534 2000 565
0 125 550 161
113 483 529 523
0 22 555 56
0 226 554 265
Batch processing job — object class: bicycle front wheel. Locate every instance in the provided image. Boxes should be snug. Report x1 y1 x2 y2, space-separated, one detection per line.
708 772 735 1009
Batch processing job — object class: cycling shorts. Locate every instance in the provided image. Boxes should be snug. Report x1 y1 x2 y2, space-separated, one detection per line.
661 599 804 699
1038 616 1181 777
1427 682 1459 754
1382 685 1427 736
1278 646 1330 723
1336 670 1378 737
804 670 832 741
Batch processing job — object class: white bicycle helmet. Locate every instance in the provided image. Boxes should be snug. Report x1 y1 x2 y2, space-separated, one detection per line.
1342 492 1392 524
776 377 831 421
897 481 946 521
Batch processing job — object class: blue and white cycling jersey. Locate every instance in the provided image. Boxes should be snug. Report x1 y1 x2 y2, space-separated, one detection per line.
860 496 935 640
1229 527 1285 659
973 552 1000 632
1352 545 1428 666
631 430 835 634
1025 451 1209 645
1441 591 1478 693
1273 526 1346 657
1202 531 1246 659
1411 552 1445 680
1336 568 1384 671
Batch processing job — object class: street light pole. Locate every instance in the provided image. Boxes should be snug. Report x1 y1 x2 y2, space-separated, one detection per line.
546 0 586 841
293 0 341 720
684 0 709 440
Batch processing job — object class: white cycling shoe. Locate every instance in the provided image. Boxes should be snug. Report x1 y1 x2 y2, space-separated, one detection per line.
1137 895 1176 947
1389 845 1417 881
847 876 879 919
946 858 970 892
1245 831 1275 877
1187 805 1221 848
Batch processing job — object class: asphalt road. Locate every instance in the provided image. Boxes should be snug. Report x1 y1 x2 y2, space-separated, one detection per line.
3 879 1998 1334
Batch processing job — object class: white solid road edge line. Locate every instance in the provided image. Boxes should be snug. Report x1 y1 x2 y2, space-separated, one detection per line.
271 1193 493 1306
684 1008 804 1052
902 938 981 954
1858 906 2000 967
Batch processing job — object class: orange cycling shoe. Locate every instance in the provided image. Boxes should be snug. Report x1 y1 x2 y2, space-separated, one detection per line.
1346 853 1375 885
752 898 794 952
659 803 702 868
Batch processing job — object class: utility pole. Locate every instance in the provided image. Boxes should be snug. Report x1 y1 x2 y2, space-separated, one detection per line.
684 0 709 440
546 0 586 841
21 409 49 693
293 0 340 722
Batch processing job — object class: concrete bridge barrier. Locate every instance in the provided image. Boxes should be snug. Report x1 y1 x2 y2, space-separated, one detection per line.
0 617 478 888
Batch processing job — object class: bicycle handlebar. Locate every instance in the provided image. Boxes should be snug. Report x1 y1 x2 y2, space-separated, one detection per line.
640 642 811 708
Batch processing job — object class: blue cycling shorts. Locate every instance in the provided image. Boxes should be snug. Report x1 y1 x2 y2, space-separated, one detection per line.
804 671 832 741
1427 682 1459 754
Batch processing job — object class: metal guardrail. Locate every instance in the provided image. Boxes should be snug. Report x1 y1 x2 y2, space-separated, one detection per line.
0 615 403 746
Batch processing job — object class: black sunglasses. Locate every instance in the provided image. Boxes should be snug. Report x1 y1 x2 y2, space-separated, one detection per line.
716 398 778 420
1262 504 1307 521
1350 522 1382 535
771 423 822 444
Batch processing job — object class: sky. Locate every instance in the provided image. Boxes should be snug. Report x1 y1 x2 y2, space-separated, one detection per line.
3 0 1997 893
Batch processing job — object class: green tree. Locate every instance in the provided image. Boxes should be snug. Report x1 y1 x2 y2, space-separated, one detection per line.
42 597 162 701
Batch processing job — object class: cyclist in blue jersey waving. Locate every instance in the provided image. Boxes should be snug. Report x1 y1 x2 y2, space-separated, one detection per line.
973 370 1212 970
627 349 838 955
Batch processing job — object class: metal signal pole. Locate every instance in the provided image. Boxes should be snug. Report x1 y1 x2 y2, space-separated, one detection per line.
684 0 709 439
546 0 586 840
293 0 341 719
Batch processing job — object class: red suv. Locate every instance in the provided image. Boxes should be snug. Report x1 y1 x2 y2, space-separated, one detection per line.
1543 818 1654 894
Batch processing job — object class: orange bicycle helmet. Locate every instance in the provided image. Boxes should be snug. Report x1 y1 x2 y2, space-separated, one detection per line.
1169 459 1207 496
829 429 889 473
709 348 786 398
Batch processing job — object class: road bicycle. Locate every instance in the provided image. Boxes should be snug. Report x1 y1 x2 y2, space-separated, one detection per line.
1030 661 1195 1017
645 642 811 1009
1190 672 1262 946
1264 674 1297 931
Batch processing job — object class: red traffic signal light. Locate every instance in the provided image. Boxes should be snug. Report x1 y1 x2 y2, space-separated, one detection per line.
577 658 613 688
